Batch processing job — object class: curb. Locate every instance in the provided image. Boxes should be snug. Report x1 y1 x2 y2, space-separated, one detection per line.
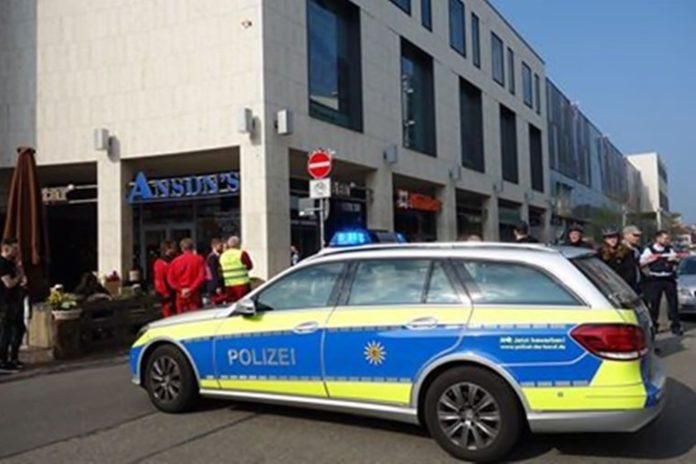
0 352 129 384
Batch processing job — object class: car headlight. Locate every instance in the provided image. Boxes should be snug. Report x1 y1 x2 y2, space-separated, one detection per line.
679 287 693 297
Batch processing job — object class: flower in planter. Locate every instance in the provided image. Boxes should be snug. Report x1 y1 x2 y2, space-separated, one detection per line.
46 286 78 311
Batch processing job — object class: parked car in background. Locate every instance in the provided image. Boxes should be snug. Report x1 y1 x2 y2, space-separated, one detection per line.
678 256 696 314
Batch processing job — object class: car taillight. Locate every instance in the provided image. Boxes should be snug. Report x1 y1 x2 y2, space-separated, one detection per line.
570 324 647 361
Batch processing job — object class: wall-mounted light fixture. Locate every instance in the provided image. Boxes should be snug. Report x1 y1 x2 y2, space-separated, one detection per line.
383 145 398 164
449 165 461 182
237 107 255 135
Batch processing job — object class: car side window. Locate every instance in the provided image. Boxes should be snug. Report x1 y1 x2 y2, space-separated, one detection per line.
426 262 461 304
347 259 430 306
256 262 344 311
457 260 580 306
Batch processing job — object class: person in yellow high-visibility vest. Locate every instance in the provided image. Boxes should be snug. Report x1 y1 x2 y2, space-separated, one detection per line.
219 235 253 303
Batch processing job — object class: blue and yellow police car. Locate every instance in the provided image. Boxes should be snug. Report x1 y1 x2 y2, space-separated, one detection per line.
130 243 665 462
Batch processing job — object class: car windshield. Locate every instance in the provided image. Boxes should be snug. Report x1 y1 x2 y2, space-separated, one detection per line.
678 259 696 275
573 256 639 309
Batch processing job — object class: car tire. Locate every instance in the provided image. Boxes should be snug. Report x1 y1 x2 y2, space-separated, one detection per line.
424 366 522 463
145 344 199 413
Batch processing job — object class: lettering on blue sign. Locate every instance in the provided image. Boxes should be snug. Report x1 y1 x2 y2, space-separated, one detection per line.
127 171 240 204
227 348 297 367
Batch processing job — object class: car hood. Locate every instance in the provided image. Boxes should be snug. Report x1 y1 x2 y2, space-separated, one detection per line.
148 307 230 329
678 275 696 288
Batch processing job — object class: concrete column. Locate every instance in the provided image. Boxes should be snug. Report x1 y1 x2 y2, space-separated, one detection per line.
542 208 552 243
240 140 290 281
97 157 132 278
483 195 500 241
437 183 457 241
520 199 530 224
366 168 394 231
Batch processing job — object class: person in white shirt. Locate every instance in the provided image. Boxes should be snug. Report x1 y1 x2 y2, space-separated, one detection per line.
640 230 682 336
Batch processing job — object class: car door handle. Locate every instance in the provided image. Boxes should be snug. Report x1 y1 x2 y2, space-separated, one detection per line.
293 321 320 335
405 316 439 331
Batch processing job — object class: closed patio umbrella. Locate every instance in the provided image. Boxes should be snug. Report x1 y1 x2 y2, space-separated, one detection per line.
2 146 50 299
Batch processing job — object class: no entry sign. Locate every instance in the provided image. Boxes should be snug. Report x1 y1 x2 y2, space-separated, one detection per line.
307 149 333 179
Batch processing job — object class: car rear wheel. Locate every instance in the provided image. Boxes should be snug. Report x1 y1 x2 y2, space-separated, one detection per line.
145 345 198 413
424 366 522 462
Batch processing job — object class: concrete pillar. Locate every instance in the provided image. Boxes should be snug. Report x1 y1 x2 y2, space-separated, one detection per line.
366 168 394 231
520 198 530 224
97 157 132 279
437 183 457 241
240 140 290 281
483 195 500 241
542 208 552 243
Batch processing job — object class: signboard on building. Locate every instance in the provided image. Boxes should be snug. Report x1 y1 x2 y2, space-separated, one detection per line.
395 189 441 212
127 171 240 204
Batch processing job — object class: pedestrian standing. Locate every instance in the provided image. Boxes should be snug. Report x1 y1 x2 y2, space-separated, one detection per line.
640 230 683 336
598 227 634 284
206 238 226 305
513 221 539 243
563 224 593 248
167 238 206 313
622 225 643 294
153 240 177 317
0 238 27 372
290 245 301 267
220 236 253 303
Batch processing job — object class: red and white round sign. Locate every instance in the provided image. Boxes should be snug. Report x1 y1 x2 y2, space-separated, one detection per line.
307 149 333 179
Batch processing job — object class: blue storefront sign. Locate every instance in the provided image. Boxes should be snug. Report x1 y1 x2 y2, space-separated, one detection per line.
127 171 240 204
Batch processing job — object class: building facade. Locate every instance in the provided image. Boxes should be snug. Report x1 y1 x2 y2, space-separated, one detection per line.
545 79 646 241
627 152 671 233
1 0 553 286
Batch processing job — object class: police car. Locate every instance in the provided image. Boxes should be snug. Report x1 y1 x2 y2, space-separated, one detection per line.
130 243 665 462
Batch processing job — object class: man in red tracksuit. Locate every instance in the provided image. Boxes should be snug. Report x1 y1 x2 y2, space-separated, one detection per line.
153 240 177 317
167 238 206 314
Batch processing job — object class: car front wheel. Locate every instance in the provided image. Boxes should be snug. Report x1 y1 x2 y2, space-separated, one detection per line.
145 344 198 413
424 366 522 462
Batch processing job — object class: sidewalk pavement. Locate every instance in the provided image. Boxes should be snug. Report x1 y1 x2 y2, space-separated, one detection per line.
0 346 128 383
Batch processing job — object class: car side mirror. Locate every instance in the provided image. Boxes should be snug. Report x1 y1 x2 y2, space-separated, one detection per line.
234 298 256 316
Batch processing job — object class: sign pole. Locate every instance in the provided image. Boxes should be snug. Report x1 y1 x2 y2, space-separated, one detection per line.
319 198 325 249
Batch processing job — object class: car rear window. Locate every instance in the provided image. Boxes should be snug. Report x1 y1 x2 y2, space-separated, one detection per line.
573 256 637 309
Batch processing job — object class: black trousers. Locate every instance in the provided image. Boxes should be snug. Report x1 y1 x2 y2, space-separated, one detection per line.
0 299 25 363
643 278 681 331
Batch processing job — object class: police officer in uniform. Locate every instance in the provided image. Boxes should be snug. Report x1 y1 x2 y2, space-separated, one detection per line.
640 230 683 336
220 236 253 303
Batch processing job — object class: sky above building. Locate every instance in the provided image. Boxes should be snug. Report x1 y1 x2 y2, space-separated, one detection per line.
490 0 696 223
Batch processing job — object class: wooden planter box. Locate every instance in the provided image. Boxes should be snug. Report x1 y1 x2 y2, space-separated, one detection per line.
28 295 162 360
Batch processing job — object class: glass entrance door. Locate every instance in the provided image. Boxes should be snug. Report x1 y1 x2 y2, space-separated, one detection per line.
141 223 195 281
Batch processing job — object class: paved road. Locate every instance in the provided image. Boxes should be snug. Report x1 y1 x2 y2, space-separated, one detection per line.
1 324 694 463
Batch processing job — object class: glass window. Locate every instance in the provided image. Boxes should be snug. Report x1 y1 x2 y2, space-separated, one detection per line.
491 32 504 86
457 261 580 306
471 13 480 68
449 0 466 57
507 47 515 94
256 262 344 311
426 262 460 304
308 0 363 131
499 104 518 183
534 73 541 114
421 0 432 30
678 258 696 276
529 124 544 192
348 259 430 305
460 78 485 173
389 0 411 14
401 39 437 156
573 257 636 308
522 62 533 108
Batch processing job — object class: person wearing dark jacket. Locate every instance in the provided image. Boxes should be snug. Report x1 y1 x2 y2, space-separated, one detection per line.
563 224 593 248
622 225 643 293
205 238 226 305
513 221 539 243
598 227 634 284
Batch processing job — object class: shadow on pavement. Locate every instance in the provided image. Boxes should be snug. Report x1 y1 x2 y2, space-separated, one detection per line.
228 401 428 438
510 378 695 462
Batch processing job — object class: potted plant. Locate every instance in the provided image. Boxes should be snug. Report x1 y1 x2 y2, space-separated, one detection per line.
47 285 82 320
